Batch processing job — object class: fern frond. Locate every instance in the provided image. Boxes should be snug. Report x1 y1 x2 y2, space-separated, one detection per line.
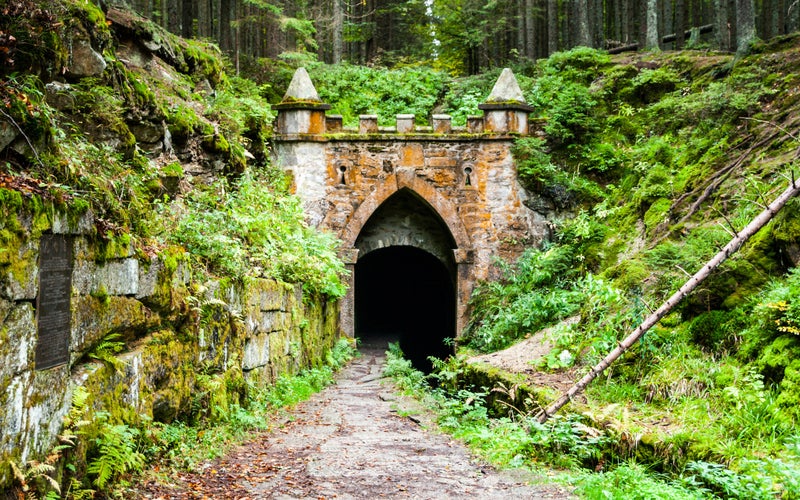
9 460 26 486
28 460 56 476
42 473 62 494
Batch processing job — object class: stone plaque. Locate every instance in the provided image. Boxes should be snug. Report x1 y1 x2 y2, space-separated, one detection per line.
35 234 73 370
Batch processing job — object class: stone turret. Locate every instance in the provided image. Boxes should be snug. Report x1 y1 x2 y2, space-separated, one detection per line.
273 67 331 135
478 68 534 135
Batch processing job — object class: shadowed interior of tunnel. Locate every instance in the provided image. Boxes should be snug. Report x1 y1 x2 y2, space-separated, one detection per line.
355 246 455 373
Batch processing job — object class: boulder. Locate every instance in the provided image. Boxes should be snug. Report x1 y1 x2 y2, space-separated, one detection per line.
66 39 106 78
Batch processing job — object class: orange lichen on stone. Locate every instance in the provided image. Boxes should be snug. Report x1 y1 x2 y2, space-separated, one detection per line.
426 156 457 168
400 144 424 167
308 110 327 134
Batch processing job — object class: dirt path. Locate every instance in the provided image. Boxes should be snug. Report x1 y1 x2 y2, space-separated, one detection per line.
136 339 573 499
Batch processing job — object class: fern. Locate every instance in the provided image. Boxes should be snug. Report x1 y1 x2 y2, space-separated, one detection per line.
88 333 126 371
86 417 145 490
10 459 61 497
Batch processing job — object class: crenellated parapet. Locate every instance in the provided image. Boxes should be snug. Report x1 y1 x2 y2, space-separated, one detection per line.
273 67 537 139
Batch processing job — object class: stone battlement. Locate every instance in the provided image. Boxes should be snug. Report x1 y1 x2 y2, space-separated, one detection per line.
273 68 536 138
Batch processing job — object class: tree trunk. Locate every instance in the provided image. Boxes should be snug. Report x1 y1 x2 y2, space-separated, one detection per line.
526 0 536 58
736 0 756 54
548 0 559 54
333 0 343 63
574 0 591 46
645 0 659 49
789 0 800 33
612 0 622 42
761 0 773 38
537 178 800 424
778 0 786 34
518 0 526 57
592 0 603 48
674 0 686 48
715 0 730 50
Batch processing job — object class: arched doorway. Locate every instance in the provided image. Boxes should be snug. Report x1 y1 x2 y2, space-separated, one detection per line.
353 189 457 371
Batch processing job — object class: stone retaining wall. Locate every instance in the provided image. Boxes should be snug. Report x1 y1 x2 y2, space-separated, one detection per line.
0 203 340 488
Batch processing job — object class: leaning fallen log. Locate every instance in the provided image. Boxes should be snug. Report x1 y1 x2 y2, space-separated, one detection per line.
537 176 800 423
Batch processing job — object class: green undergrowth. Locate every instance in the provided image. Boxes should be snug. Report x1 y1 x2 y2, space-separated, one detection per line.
386 344 800 499
309 64 448 127
1 1 345 298
141 338 355 473
162 167 348 297
456 41 800 498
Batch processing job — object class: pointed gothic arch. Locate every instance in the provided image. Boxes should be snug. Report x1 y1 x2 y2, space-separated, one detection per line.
340 168 472 252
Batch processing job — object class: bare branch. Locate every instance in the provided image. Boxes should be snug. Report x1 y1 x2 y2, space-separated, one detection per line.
0 108 43 168
740 116 799 142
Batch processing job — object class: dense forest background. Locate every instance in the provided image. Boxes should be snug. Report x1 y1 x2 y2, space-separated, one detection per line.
123 0 798 73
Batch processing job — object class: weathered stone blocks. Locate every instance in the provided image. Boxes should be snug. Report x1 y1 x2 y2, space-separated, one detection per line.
0 204 341 488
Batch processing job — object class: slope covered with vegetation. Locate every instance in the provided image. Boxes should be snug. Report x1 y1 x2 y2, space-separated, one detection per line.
1 1 351 496
0 0 346 296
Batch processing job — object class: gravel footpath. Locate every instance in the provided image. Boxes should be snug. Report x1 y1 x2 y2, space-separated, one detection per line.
136 338 574 499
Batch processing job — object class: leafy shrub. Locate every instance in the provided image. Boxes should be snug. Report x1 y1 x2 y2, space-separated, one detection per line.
625 67 685 104
464 245 581 352
84 413 145 490
684 461 773 500
583 141 626 175
575 461 704 500
526 413 610 469
310 64 447 126
205 76 275 149
754 335 800 384
632 163 675 208
532 77 599 145
739 268 800 364
688 310 733 354
513 137 605 207
777 359 800 420
382 342 428 390
441 68 535 126
571 275 644 365
538 47 612 85
168 169 347 297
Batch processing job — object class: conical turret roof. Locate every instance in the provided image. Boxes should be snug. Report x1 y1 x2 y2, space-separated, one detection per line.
485 68 527 104
479 68 533 111
283 67 322 102
274 67 330 110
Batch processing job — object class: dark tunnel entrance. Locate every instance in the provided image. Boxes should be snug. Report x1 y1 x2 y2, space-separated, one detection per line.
355 246 455 372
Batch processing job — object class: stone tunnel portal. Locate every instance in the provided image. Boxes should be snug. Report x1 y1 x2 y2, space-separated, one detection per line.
353 189 457 371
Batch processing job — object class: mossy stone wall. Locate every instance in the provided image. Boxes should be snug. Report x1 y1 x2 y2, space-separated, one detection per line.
0 199 340 488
